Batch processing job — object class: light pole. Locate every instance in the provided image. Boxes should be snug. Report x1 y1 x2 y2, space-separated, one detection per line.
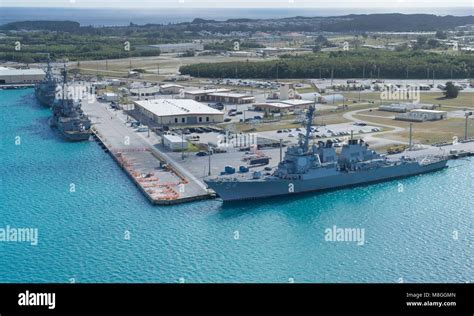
181 132 185 160
208 148 212 176
465 112 472 140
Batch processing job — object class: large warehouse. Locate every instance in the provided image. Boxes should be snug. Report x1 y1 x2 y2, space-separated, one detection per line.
184 89 255 104
134 99 224 125
0 67 45 84
148 43 204 53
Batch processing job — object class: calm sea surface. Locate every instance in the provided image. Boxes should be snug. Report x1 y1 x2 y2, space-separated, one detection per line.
0 7 472 26
0 88 472 283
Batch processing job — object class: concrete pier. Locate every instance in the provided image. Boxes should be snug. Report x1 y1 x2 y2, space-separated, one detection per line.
82 99 211 205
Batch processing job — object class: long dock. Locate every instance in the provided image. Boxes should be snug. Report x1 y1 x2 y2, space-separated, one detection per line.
82 99 211 205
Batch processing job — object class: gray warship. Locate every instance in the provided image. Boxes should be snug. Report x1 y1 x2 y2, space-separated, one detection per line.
205 106 448 201
34 57 57 107
50 66 91 142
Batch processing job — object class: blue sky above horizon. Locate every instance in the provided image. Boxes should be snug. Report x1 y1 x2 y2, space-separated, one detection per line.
1 0 473 9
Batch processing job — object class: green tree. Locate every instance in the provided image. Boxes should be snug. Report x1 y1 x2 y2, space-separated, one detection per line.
312 45 321 53
435 30 448 39
444 81 459 98
427 39 439 48
416 36 427 49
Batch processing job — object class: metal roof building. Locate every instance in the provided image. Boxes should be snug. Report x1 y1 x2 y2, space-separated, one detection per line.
133 99 224 125
0 67 45 84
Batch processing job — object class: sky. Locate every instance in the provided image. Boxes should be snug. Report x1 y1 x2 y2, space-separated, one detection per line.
1 0 472 8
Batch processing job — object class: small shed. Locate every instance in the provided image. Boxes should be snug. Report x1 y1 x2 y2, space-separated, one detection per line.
163 135 188 151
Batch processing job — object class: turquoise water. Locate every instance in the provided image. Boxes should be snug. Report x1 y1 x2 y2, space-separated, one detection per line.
1 89 473 283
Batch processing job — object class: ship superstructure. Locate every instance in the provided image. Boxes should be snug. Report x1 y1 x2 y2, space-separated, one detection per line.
205 107 448 201
34 57 57 107
50 65 91 142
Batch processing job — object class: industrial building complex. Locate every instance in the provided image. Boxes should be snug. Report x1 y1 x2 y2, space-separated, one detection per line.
133 99 224 125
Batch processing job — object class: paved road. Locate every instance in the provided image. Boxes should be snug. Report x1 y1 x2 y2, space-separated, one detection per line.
343 108 408 147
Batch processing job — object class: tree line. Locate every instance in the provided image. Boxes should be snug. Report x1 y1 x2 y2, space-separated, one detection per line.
179 50 473 79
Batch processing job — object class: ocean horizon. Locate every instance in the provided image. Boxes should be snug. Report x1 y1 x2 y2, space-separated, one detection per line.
1 7 472 27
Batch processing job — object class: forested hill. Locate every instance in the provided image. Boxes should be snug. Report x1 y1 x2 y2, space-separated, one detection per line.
183 13 474 32
319 14 474 32
1 14 473 33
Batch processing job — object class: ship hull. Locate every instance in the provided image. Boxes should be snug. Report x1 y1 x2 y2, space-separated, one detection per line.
34 87 56 108
57 129 91 142
205 160 448 202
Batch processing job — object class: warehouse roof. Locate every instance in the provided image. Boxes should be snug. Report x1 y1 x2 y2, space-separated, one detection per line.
160 84 184 89
208 92 254 99
280 99 314 106
0 68 45 76
255 102 295 109
411 109 447 114
184 88 230 95
163 134 186 143
134 99 223 117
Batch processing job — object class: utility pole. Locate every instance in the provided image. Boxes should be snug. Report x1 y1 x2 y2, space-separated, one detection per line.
181 133 185 160
330 67 334 86
409 123 413 150
465 112 472 140
208 149 212 176
279 138 283 163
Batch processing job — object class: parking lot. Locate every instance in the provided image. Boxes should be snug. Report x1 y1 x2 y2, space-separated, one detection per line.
258 122 382 145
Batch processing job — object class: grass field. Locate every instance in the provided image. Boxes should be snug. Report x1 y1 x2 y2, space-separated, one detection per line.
70 54 276 79
342 92 474 108
352 114 471 144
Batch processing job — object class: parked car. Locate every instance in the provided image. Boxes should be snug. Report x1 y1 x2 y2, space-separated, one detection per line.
196 151 208 157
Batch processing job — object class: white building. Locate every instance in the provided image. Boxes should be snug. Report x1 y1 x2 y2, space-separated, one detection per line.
253 99 314 113
183 89 230 102
379 103 436 113
133 99 224 125
103 92 119 102
160 84 184 95
228 51 254 57
130 86 161 96
149 43 204 53
395 109 447 122
0 67 45 84
163 134 188 151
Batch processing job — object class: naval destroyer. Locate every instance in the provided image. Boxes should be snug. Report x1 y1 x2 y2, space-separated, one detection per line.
50 65 91 142
34 57 57 107
205 106 448 201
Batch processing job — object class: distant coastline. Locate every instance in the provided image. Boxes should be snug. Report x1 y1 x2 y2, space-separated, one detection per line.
1 7 472 27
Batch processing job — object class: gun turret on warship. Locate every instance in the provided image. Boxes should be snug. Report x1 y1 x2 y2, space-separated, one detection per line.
34 56 57 107
50 65 91 142
204 106 448 202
